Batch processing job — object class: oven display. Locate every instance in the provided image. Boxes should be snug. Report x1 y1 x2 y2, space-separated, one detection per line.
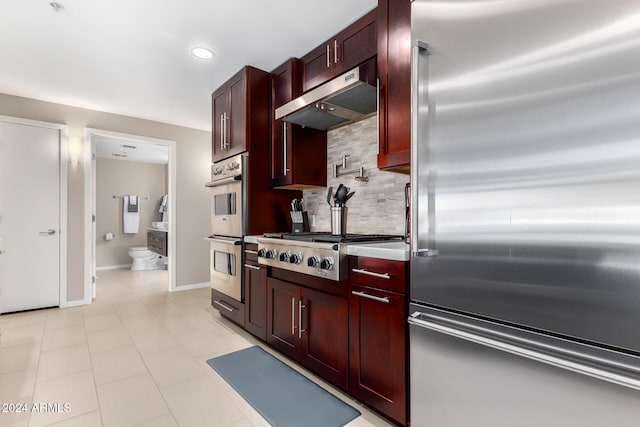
214 192 237 216
213 251 237 276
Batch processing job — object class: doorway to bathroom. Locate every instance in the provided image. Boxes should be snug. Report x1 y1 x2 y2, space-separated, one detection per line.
85 128 176 299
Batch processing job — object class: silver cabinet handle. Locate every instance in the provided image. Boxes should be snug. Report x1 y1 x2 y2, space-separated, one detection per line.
352 268 390 279
298 301 306 338
220 113 225 151
376 78 380 156
291 298 297 335
283 122 289 176
205 236 242 245
351 290 390 304
222 112 229 150
334 40 339 64
244 264 261 271
213 300 234 312
326 44 331 68
38 229 56 236
245 250 258 255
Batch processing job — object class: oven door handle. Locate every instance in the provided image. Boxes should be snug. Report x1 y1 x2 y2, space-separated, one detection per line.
205 236 243 246
204 175 242 187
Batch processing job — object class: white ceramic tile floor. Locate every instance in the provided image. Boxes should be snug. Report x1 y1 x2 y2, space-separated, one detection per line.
0 268 394 427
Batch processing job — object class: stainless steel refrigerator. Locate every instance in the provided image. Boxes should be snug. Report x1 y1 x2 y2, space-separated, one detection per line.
409 1 640 425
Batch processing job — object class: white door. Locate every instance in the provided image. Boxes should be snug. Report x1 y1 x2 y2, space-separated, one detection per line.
0 120 60 313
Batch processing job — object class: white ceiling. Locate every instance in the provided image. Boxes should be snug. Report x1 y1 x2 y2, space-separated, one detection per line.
0 0 377 131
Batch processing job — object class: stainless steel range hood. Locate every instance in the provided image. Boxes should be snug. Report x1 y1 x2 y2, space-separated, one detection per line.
275 58 377 131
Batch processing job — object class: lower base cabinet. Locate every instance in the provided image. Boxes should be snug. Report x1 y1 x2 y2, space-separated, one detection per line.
266 277 349 390
349 284 407 425
244 262 267 341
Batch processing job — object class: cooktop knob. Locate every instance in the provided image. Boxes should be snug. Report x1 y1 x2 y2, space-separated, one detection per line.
289 253 303 264
320 257 333 270
265 249 277 260
307 256 320 268
279 252 290 262
257 248 267 258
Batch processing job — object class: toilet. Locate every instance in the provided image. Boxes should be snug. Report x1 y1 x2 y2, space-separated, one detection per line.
127 246 163 271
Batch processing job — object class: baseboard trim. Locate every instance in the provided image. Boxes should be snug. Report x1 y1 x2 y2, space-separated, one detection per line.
172 282 210 292
96 264 131 271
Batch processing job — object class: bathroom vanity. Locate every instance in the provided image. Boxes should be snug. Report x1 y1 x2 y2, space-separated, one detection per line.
147 229 168 256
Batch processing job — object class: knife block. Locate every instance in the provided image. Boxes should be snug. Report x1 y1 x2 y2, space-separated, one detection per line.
291 211 310 233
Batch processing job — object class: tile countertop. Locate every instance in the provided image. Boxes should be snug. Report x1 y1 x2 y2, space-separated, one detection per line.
345 240 410 262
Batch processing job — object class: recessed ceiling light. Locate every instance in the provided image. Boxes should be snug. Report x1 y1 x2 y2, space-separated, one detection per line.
50 2 64 12
191 47 215 60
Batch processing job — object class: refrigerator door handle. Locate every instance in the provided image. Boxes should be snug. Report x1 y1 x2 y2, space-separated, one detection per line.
411 41 439 258
409 310 640 391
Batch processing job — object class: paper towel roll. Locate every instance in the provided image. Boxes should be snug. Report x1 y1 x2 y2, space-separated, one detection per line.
104 232 115 241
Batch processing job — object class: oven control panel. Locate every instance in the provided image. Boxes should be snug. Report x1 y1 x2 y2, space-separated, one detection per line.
208 154 243 181
256 238 347 281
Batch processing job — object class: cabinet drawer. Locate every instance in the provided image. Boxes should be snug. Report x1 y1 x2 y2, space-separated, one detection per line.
211 288 245 327
350 256 406 293
244 243 258 262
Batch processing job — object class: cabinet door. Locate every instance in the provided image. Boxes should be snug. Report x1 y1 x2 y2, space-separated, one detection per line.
337 9 377 73
300 287 349 390
302 42 335 92
377 0 411 171
266 278 300 359
349 285 406 425
271 61 295 185
227 72 247 158
244 263 267 341
212 88 228 162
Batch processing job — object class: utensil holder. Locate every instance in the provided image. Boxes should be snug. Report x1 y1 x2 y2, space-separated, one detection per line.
330 207 348 236
291 211 310 233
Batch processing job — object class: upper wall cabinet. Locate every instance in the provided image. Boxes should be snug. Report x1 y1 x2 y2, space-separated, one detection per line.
212 66 270 163
271 58 327 189
377 0 411 172
301 9 377 92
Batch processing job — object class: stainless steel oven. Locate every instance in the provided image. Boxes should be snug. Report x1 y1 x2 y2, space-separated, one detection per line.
205 154 245 238
206 235 243 302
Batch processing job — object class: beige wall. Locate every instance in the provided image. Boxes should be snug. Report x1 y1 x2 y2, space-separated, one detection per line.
0 93 211 302
96 159 167 267
303 116 410 235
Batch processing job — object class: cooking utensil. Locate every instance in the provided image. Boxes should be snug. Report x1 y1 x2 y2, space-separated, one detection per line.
326 186 333 206
335 184 348 206
344 191 355 204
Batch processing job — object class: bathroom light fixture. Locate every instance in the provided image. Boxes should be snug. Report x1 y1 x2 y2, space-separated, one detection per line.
191 47 214 60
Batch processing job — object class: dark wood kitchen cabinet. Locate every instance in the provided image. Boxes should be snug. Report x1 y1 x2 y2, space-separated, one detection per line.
244 243 267 341
267 277 349 390
301 8 377 92
377 0 411 172
212 66 270 163
349 256 408 425
270 58 327 189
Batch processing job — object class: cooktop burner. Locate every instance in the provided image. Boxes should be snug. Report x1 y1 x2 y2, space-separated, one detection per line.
262 232 403 244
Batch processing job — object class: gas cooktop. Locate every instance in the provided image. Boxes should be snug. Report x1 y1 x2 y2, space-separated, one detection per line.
257 233 403 281
263 232 403 244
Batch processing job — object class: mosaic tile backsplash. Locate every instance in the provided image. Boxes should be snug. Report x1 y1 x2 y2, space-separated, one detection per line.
302 116 410 235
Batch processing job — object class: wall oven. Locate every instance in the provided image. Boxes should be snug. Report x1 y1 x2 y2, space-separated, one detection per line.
206 154 246 303
206 235 243 303
205 154 245 238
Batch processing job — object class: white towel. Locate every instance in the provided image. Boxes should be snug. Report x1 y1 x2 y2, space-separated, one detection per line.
123 195 140 234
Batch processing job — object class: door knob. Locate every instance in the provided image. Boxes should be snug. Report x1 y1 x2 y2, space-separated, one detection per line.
38 229 56 236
